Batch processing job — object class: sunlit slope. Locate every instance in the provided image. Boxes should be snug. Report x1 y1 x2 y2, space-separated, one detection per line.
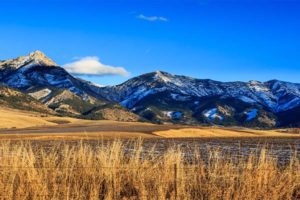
0 107 80 129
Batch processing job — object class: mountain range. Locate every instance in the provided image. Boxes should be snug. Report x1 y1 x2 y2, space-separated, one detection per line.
1 51 299 128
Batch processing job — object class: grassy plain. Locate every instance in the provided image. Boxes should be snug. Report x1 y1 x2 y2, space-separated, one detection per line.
0 140 300 200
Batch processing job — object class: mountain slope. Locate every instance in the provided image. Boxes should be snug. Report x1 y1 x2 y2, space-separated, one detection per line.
0 84 54 114
96 71 300 112
95 71 300 127
0 51 105 100
0 51 140 122
276 106 300 127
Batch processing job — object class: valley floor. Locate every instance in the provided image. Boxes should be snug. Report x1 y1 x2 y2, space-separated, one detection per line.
0 107 299 140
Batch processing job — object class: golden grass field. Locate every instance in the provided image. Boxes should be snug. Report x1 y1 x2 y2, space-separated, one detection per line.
0 140 300 200
1 107 300 199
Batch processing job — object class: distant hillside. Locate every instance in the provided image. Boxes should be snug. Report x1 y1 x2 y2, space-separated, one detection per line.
95 71 300 128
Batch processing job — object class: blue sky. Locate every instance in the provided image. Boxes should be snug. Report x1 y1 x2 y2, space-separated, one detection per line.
0 0 299 85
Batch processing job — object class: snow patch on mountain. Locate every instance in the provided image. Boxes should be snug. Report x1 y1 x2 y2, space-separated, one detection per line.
44 74 66 85
163 111 173 118
239 96 257 104
244 109 258 121
170 93 191 101
120 87 155 108
6 73 31 88
277 97 300 112
163 111 183 119
203 108 223 121
69 86 83 96
248 81 269 92
172 111 183 119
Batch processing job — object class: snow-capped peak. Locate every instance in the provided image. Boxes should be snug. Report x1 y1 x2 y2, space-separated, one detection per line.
29 50 46 57
27 50 58 67
0 50 58 70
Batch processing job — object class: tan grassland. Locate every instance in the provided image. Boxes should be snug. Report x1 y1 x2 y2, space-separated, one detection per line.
0 140 300 200
0 107 82 129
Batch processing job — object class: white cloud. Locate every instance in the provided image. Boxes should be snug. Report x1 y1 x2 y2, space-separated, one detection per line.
137 14 168 22
63 57 130 77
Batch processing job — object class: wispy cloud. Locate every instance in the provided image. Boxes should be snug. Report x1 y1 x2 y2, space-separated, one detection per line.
137 14 168 22
63 56 130 77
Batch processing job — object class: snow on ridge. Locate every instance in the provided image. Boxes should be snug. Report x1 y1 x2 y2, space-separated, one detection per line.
154 71 184 87
91 82 105 88
248 81 269 92
154 71 172 83
94 70 300 113
109 74 300 112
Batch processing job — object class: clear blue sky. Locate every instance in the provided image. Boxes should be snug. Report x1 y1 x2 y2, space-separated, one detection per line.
0 0 299 85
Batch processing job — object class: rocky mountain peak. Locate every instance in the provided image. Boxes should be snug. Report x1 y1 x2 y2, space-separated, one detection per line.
154 70 172 77
153 71 173 83
0 50 57 70
29 50 45 57
27 50 58 67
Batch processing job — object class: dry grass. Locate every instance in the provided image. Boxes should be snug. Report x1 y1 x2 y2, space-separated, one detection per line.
1 128 299 141
0 132 158 141
154 127 300 138
0 108 56 129
0 107 83 129
0 139 300 200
